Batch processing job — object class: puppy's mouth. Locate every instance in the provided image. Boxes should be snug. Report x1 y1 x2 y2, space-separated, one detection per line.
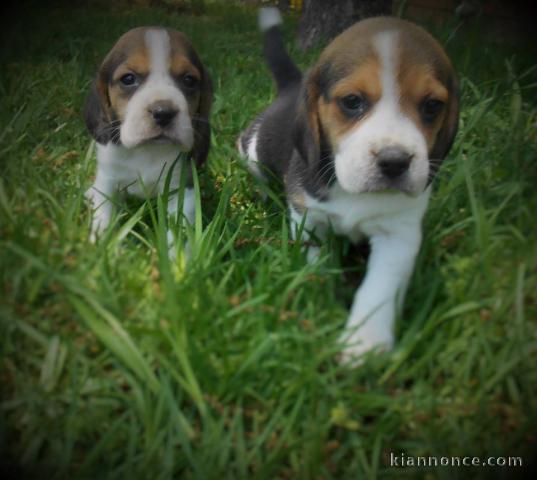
146 134 178 145
337 173 424 197
120 118 194 150
367 177 413 194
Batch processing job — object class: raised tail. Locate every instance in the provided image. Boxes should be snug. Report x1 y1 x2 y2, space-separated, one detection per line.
258 7 302 95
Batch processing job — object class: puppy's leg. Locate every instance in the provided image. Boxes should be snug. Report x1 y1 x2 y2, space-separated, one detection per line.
339 224 422 363
166 186 195 260
86 172 116 243
238 124 270 201
289 205 327 263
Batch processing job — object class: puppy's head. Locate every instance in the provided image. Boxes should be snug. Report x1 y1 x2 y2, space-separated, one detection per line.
294 17 459 197
84 27 212 164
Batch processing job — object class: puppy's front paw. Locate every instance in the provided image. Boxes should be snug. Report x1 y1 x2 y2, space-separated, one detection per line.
167 230 191 263
338 322 394 365
168 243 191 263
86 191 112 243
339 335 393 365
306 245 321 264
89 211 111 243
85 186 96 203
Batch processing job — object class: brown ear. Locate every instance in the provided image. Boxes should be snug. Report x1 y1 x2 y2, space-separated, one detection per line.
293 76 320 167
431 73 460 160
191 66 213 167
292 67 333 198
83 60 119 144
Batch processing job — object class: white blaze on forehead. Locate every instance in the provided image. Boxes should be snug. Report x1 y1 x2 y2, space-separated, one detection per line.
145 29 171 76
373 31 400 112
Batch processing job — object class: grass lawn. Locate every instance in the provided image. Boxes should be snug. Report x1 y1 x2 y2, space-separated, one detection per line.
1 2 536 479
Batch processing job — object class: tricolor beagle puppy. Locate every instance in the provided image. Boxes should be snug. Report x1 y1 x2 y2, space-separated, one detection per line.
238 9 459 362
84 27 212 256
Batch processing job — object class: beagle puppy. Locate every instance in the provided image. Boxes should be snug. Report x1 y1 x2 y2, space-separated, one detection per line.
84 27 212 256
239 9 459 362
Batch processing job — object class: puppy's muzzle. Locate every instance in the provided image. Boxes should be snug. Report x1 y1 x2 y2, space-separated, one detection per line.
149 101 179 128
375 146 414 179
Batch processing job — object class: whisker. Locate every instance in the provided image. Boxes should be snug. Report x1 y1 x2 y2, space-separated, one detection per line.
96 120 122 139
319 157 334 172
99 120 121 130
314 156 335 185
327 172 337 185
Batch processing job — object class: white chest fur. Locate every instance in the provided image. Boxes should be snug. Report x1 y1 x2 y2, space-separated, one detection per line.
87 141 195 254
302 184 431 242
289 183 431 362
95 142 185 198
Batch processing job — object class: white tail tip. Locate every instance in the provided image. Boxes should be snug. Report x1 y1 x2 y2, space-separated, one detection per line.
258 7 282 32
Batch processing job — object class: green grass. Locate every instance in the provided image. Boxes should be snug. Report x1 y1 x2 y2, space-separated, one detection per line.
1 2 536 479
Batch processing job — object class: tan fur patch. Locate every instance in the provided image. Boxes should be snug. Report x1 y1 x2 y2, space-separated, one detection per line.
107 88 130 123
107 49 150 123
168 30 203 114
318 59 381 150
398 64 448 151
394 22 457 155
170 55 202 116
170 55 200 79
113 52 151 81
330 60 382 102
288 189 306 214
99 31 152 124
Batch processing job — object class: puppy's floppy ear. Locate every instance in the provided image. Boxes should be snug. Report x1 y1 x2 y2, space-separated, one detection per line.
292 65 333 198
84 49 123 145
430 73 460 160
191 65 213 167
293 76 320 168
84 76 112 144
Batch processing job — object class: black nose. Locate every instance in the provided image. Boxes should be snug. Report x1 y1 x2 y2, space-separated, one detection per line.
150 103 178 127
376 147 413 179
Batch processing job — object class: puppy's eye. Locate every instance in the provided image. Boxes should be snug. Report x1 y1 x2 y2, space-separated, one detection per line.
120 73 138 87
338 94 369 118
420 98 444 123
181 74 199 89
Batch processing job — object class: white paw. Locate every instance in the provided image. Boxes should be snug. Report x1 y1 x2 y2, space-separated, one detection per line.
338 326 394 365
86 186 113 243
89 212 110 243
306 245 321 264
89 229 98 244
167 230 191 262
85 187 96 202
